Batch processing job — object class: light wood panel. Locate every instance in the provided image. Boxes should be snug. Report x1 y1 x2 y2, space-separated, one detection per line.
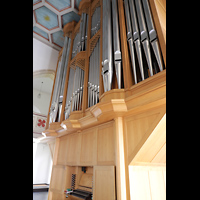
129 165 166 200
129 113 166 166
56 121 115 167
124 106 166 164
50 165 66 194
79 173 93 188
57 135 68 165
151 142 166 163
51 192 65 200
149 169 166 200
80 127 97 165
97 122 115 165
66 132 81 165
93 166 116 200
57 132 82 166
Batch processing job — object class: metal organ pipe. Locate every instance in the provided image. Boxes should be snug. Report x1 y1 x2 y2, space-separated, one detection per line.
102 0 113 92
49 35 71 124
123 0 164 82
58 38 71 122
89 0 123 106
70 66 85 113
124 0 138 84
141 0 163 72
112 0 122 89
134 0 154 77
128 0 145 81
65 67 74 120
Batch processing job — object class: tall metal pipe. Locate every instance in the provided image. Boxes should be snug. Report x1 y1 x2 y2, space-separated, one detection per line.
102 0 113 92
124 0 137 84
134 0 153 76
128 0 144 81
112 0 122 89
141 0 163 72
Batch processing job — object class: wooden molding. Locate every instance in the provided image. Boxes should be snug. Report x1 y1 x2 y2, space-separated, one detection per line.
43 70 166 139
78 0 91 15
111 99 127 112
63 20 77 36
69 120 81 128
49 122 61 130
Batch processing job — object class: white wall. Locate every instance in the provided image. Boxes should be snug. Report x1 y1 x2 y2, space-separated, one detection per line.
33 38 59 73
33 39 57 184
33 143 52 184
33 89 51 115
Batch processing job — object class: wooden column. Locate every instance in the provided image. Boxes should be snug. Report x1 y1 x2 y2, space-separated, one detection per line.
114 117 130 200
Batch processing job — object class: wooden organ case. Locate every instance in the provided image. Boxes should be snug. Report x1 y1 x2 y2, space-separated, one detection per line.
44 0 166 199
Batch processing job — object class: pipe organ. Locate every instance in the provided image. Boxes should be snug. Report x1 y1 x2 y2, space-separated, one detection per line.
45 0 166 199
48 0 165 125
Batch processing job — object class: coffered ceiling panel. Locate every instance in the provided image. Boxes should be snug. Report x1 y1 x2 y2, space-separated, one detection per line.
33 0 81 50
51 30 65 48
33 26 49 40
34 6 59 30
46 0 71 11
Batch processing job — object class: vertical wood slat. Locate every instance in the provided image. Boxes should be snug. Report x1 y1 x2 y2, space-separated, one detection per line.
149 0 166 66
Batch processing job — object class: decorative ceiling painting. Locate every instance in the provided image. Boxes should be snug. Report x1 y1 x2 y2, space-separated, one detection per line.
33 0 82 50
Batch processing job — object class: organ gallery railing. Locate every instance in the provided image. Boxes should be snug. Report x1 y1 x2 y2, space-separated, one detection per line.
46 0 166 129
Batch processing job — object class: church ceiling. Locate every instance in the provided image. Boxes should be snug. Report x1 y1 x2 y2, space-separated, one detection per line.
33 0 81 50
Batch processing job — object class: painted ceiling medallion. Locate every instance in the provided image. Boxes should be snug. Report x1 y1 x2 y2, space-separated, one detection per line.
44 15 50 21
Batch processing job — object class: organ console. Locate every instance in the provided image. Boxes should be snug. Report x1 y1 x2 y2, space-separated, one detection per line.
44 0 166 199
